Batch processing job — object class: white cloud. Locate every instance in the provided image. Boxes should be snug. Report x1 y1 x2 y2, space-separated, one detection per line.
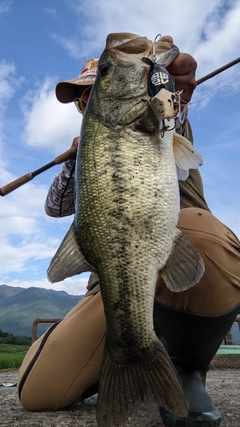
58 0 225 56
1 216 41 237
0 276 90 296
1 0 239 299
0 178 60 274
52 0 240 94
0 61 16 108
0 0 12 14
21 77 82 154
0 237 58 273
193 1 240 79
0 60 24 113
0 61 25 199
0 60 24 147
1 181 48 216
50 33 86 60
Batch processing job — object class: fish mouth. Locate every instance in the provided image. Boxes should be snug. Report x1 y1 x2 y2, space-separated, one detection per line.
106 32 178 58
99 32 179 102
106 33 150 54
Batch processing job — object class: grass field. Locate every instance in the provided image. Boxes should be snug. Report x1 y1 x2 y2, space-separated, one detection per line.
0 343 30 370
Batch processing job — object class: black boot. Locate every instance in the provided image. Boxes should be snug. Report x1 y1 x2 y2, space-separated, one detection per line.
153 301 240 427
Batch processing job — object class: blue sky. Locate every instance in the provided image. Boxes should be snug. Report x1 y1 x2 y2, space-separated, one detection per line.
0 0 240 296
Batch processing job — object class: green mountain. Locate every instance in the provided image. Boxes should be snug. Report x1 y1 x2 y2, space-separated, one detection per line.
0 285 84 338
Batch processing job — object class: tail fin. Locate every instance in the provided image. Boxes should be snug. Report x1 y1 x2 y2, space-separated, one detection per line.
96 339 188 427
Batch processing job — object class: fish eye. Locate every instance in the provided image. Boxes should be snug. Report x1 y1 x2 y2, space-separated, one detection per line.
99 62 112 75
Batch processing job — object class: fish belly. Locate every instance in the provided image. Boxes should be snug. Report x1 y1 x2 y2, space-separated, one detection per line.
75 118 178 344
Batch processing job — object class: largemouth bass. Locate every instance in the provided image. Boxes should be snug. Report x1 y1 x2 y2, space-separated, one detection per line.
48 33 204 427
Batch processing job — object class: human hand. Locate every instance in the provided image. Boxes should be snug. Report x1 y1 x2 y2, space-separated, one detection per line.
71 136 80 149
161 35 197 103
68 136 80 160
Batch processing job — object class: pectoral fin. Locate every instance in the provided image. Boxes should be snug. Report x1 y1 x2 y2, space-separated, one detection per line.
173 132 203 181
161 229 205 292
47 222 94 283
175 165 189 181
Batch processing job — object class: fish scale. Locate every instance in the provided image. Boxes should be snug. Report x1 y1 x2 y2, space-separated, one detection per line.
47 32 205 427
77 126 176 274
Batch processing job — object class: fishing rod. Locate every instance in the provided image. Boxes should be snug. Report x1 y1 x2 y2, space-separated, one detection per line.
0 147 77 196
196 56 240 85
1 56 239 197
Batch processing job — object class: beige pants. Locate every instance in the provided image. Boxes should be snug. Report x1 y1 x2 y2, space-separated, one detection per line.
18 208 240 411
19 292 106 411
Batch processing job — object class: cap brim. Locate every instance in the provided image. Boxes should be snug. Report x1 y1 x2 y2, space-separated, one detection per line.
55 75 96 103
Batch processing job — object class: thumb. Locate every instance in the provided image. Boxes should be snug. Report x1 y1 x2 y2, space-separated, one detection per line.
160 35 174 43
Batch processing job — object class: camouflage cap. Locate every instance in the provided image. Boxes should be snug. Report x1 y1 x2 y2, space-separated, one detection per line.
56 58 98 103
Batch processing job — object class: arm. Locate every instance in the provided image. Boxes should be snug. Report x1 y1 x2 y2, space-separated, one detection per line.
45 137 79 217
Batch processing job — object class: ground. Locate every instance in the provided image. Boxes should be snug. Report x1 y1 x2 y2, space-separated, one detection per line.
0 356 239 427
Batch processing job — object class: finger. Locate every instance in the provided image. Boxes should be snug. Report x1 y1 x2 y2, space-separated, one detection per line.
172 75 197 103
160 35 174 44
167 53 197 102
71 136 80 148
167 53 197 77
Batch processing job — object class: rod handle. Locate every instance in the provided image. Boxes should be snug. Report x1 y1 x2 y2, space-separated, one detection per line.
54 147 77 164
0 173 33 196
0 146 77 197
